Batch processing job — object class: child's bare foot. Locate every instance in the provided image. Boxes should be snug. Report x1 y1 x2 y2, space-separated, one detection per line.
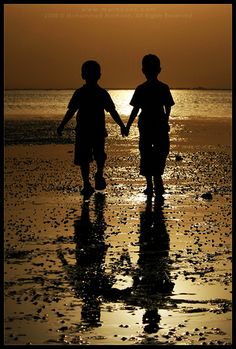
81 184 94 198
143 186 153 196
95 173 106 190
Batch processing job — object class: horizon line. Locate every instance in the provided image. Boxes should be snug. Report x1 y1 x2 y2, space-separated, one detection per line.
4 87 232 91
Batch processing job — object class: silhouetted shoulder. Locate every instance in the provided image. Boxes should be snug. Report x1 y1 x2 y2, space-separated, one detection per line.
135 80 171 93
130 79 175 109
67 87 83 110
67 85 115 112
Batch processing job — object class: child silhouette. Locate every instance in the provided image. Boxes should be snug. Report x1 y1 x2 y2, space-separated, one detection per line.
125 54 175 199
57 60 126 198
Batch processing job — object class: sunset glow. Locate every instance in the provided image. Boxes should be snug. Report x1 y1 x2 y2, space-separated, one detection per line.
4 4 232 89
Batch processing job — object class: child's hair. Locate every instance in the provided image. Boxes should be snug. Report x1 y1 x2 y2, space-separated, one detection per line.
142 54 161 75
81 60 101 81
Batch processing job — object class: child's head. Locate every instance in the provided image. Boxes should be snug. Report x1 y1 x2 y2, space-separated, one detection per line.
142 54 161 79
81 60 101 83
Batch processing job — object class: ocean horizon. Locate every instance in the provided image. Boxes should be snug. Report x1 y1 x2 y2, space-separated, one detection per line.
4 88 232 145
4 87 232 91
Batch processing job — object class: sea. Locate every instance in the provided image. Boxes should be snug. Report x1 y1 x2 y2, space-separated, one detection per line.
4 89 232 145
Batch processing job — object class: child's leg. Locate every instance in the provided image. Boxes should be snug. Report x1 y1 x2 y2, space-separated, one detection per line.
96 158 105 178
139 129 154 196
154 175 164 196
95 158 106 190
144 175 153 196
94 138 107 190
80 163 94 196
80 163 90 187
153 134 169 197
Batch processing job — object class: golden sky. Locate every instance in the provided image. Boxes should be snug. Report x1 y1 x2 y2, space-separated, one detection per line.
4 4 232 89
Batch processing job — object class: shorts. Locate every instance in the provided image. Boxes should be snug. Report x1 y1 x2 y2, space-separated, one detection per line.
74 132 107 166
138 126 170 176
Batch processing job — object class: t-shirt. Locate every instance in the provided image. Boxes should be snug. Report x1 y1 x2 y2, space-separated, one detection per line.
130 79 175 128
68 84 116 136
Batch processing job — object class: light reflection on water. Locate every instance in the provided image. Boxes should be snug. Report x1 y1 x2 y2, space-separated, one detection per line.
4 89 232 145
4 89 232 120
4 89 232 344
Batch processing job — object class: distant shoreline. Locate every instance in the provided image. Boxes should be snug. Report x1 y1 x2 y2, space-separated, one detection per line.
4 87 232 91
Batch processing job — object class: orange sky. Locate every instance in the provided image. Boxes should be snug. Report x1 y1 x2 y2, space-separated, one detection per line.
4 4 232 89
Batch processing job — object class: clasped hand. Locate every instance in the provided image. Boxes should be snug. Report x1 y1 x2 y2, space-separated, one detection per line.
120 125 130 137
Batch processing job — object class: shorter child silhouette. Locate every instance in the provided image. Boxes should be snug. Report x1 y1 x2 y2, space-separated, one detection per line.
57 60 126 197
125 54 175 199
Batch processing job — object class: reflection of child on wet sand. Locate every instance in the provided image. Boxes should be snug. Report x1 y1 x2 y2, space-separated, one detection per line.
125 54 175 199
57 193 132 328
57 60 126 198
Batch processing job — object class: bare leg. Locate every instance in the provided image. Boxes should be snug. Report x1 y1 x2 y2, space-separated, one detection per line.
96 158 105 178
144 175 153 196
81 163 91 188
95 159 106 190
80 163 94 197
154 175 164 196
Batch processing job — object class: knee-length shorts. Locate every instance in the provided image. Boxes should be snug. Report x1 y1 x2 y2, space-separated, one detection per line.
138 126 170 176
74 132 107 166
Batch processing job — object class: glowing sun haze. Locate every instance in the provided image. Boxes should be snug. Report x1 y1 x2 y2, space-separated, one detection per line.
4 4 232 89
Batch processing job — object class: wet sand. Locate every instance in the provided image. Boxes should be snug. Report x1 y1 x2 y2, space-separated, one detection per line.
4 117 232 345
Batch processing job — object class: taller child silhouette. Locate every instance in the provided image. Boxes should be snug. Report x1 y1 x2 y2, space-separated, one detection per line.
125 54 175 200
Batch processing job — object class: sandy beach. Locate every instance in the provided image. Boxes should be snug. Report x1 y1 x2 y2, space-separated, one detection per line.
4 117 232 345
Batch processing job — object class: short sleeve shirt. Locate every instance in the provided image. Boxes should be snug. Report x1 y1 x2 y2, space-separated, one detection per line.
68 84 116 136
130 79 175 126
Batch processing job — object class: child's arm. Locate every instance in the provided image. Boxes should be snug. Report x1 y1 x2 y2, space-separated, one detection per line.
109 109 126 136
126 106 140 136
165 105 171 122
164 105 171 131
57 109 75 136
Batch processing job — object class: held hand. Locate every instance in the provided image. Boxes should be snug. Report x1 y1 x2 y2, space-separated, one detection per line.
124 126 130 137
120 124 126 137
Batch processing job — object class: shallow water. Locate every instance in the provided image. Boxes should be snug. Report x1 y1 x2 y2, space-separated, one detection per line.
4 88 232 120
